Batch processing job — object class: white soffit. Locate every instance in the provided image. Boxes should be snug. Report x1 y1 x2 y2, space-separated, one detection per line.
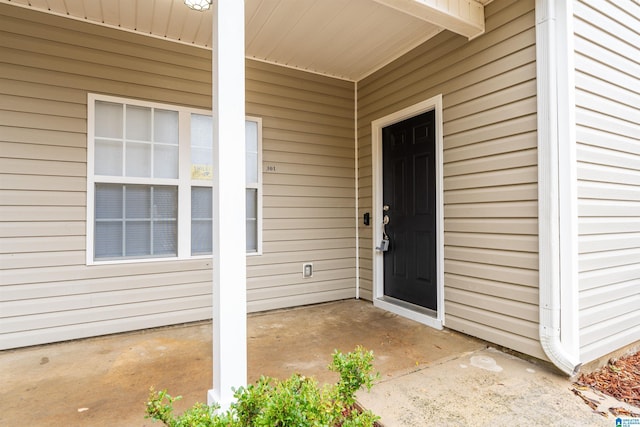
1 0 486 81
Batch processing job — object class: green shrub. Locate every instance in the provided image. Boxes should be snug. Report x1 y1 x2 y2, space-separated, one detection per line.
145 346 380 427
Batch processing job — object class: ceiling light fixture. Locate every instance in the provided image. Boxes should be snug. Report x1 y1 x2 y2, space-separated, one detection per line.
184 0 212 11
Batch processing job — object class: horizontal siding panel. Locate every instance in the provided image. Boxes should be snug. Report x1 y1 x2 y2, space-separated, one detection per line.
444 311 544 359
577 144 640 172
0 124 87 148
444 115 537 150
444 166 537 191
263 238 355 254
247 290 354 313
264 207 354 220
578 200 640 217
579 263 640 291
579 248 640 272
262 151 354 168
579 217 640 235
577 126 639 155
263 185 353 198
248 259 354 278
579 279 639 310
0 190 84 206
0 158 85 177
0 206 84 221
0 221 84 238
263 218 354 230
263 228 354 242
580 325 640 364
263 196 354 209
0 295 211 334
446 287 537 322
2 258 211 286
0 307 213 350
445 259 537 288
0 250 85 270
578 182 640 202
579 309 640 350
445 273 538 305
0 174 85 191
1 282 212 318
445 218 538 235
444 184 537 204
576 107 639 141
1 269 211 301
0 236 85 254
0 141 85 163
443 132 536 163
578 163 640 187
580 295 639 329
263 174 354 188
444 97 537 136
248 279 354 298
445 201 537 218
444 149 537 177
445 79 537 122
445 246 538 270
445 232 538 252
579 233 640 254
0 93 85 118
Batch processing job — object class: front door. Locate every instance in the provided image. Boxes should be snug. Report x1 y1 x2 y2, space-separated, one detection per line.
382 110 437 310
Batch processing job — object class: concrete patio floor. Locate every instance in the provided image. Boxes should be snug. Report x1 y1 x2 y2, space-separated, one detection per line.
0 299 622 426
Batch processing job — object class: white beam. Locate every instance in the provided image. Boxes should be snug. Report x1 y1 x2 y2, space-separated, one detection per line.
373 0 485 40
208 0 247 410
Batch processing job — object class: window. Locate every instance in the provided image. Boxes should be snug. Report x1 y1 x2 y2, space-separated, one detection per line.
87 94 262 263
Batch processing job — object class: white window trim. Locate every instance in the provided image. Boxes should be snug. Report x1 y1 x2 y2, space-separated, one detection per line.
86 93 262 265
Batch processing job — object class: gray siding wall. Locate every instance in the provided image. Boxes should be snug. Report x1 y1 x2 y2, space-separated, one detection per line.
0 4 355 349
573 0 640 362
358 0 544 359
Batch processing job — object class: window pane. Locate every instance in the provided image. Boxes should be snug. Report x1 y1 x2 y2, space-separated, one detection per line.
95 184 122 219
126 142 151 177
191 114 213 179
126 105 152 141
154 144 179 179
246 121 258 183
154 109 179 144
125 221 151 256
246 220 257 252
125 186 150 219
246 189 257 252
94 183 177 260
154 221 177 255
191 187 212 255
153 187 178 218
95 222 123 258
95 140 123 176
95 101 122 138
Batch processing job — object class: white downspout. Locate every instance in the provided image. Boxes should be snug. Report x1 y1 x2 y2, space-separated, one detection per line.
535 0 580 376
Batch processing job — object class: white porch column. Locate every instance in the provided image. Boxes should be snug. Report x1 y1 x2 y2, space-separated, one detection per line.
208 0 247 409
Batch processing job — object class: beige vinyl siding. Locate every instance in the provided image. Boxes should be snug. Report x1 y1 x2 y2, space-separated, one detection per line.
0 4 355 349
573 0 640 362
358 0 544 358
245 60 356 312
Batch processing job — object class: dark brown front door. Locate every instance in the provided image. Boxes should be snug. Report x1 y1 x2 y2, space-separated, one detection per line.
382 110 437 310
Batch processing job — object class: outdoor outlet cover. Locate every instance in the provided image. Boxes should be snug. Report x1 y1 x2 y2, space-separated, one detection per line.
303 263 313 278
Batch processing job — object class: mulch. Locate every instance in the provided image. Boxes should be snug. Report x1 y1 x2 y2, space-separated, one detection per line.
572 351 640 418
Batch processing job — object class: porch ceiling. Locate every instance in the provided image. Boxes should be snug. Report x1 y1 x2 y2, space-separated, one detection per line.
2 0 489 81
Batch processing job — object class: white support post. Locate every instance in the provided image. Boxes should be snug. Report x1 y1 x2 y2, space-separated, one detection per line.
208 0 247 409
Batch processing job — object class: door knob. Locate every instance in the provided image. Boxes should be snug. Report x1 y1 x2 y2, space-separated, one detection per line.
383 205 390 211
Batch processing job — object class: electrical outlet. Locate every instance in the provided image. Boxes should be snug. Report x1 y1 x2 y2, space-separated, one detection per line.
302 263 313 278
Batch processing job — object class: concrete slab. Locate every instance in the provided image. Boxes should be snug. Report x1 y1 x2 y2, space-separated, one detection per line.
358 347 615 426
0 299 624 426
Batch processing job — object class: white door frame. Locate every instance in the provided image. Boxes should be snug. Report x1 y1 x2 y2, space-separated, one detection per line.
371 95 445 330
